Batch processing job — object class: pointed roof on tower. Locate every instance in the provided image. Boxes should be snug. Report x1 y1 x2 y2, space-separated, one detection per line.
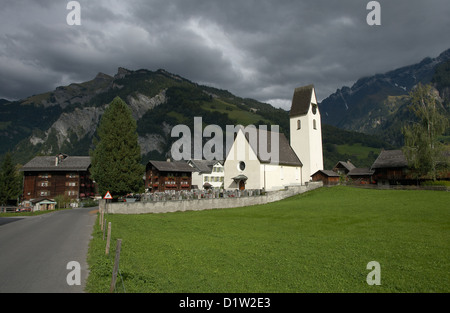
289 84 316 117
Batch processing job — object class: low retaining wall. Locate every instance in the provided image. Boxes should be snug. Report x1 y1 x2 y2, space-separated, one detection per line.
104 182 323 214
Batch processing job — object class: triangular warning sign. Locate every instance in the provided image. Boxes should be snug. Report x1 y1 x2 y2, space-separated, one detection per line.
103 191 113 200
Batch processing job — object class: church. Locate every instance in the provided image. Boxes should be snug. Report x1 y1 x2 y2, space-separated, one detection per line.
223 85 324 191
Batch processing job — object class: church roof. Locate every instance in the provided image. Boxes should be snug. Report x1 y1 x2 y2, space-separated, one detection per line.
241 128 303 167
289 84 315 117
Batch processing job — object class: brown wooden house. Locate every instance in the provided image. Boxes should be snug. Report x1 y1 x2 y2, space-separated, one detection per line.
20 154 96 201
347 168 375 184
311 169 340 185
370 150 409 185
333 160 356 175
145 160 194 192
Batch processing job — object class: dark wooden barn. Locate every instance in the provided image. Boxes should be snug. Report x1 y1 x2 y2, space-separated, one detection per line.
370 150 409 185
311 169 340 185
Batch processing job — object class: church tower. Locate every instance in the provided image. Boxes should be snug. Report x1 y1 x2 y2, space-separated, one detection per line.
289 85 324 183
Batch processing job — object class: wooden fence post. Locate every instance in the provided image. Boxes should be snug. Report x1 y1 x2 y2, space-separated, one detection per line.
105 222 112 255
110 239 122 293
102 218 106 240
100 208 104 231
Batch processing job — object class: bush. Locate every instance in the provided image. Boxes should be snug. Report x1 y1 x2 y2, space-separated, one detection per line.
421 180 450 187
80 198 98 208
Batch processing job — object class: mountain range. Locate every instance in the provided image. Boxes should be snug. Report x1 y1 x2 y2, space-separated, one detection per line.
1 68 296 164
320 48 450 146
1 48 449 169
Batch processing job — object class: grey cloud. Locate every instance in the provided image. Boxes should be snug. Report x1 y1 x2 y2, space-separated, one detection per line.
0 0 449 109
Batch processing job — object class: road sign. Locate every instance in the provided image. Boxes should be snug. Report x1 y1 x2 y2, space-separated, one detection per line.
103 191 113 200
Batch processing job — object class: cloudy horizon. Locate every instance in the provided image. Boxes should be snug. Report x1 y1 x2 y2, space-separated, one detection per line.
1 0 449 110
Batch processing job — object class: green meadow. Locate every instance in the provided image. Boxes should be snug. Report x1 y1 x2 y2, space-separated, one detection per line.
85 186 450 293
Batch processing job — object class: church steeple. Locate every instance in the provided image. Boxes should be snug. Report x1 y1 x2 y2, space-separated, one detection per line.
289 85 324 183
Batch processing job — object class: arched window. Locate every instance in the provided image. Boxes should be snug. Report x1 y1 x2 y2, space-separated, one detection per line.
297 119 301 130
313 119 317 130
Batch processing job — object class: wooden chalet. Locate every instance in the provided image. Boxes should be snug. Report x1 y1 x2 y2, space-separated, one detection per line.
370 150 409 185
20 154 96 201
347 167 375 184
145 160 194 192
333 160 356 175
311 169 340 185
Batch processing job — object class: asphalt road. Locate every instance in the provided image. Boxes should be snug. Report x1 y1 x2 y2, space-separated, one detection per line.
0 207 98 293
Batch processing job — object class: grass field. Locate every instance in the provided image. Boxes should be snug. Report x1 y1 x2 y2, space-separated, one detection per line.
85 186 450 293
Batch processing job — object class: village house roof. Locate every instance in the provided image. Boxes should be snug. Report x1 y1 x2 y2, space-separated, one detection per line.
30 197 57 205
371 150 408 169
289 84 316 117
148 160 195 172
311 170 340 178
21 155 91 172
241 128 303 167
334 160 356 172
188 159 223 174
348 168 375 176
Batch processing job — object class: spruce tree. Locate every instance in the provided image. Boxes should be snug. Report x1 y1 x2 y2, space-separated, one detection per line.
90 97 144 198
0 152 21 205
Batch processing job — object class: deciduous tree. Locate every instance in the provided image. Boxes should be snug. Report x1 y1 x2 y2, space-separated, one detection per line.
402 83 449 180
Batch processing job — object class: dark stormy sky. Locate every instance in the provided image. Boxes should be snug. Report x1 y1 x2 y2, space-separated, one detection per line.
1 0 449 109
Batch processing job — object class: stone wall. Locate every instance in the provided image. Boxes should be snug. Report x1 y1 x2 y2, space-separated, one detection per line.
104 182 323 215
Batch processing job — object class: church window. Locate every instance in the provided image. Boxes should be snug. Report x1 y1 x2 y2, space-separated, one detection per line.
297 120 301 130
313 119 317 130
238 161 246 171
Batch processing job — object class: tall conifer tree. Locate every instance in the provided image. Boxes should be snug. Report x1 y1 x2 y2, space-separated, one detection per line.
90 97 144 197
0 152 21 205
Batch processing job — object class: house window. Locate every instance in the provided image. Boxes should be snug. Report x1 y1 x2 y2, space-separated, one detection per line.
66 182 77 187
39 173 50 178
204 176 209 182
40 191 50 196
313 119 317 130
297 120 301 130
40 181 49 187
67 173 78 178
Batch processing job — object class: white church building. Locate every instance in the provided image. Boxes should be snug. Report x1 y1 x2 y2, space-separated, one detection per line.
223 84 324 191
